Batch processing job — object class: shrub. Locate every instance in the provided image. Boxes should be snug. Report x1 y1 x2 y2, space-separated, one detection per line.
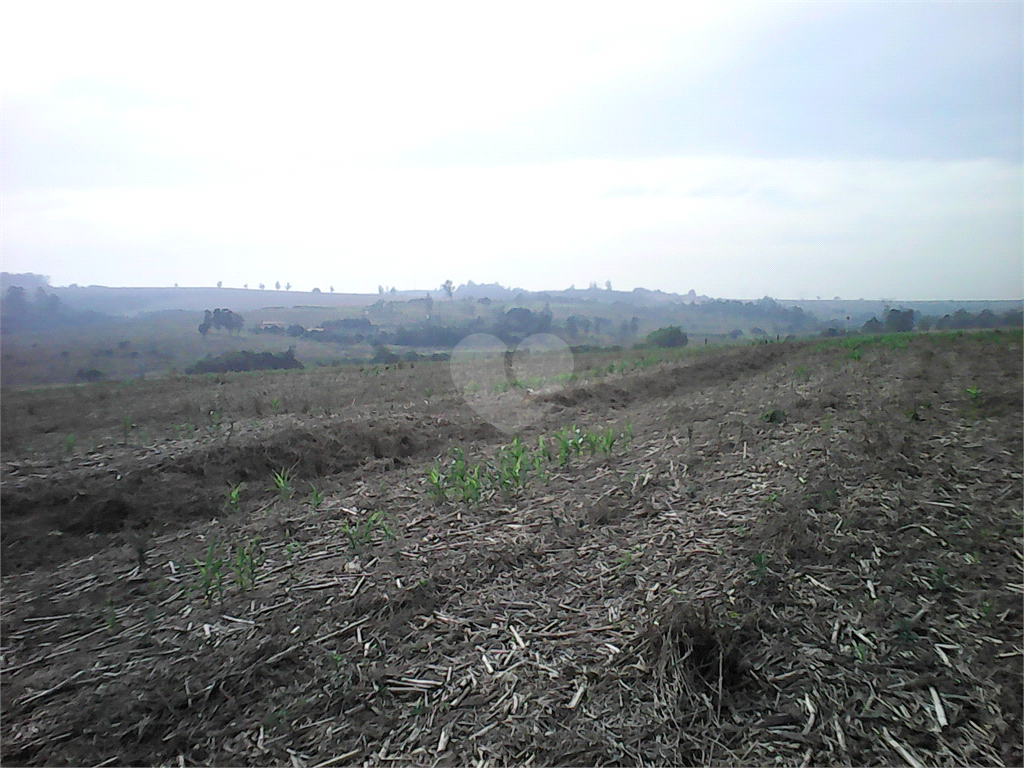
185 349 304 374
76 367 104 382
646 326 689 348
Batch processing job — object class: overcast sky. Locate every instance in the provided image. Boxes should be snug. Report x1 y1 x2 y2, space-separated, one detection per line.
2 1 1021 299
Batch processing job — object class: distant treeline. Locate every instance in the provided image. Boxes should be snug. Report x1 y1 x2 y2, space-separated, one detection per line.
859 308 1023 334
260 299 816 350
919 308 1022 331
1 286 107 333
186 349 304 374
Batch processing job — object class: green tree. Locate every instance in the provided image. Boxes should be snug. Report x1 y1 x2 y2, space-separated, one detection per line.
646 326 688 348
442 280 455 299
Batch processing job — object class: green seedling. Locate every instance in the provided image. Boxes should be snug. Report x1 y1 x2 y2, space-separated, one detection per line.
342 510 396 550
307 485 324 510
455 465 483 503
270 398 282 414
537 435 553 463
931 566 952 592
554 431 573 467
224 482 243 512
105 599 118 633
230 539 264 591
121 415 133 443
750 553 768 581
426 464 448 503
531 444 550 482
63 433 76 454
965 386 982 415
272 467 296 500
495 437 530 491
284 541 302 558
194 540 226 604
597 427 617 454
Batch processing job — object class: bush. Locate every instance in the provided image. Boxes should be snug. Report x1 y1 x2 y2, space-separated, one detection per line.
646 326 688 348
76 367 104 382
186 349 304 374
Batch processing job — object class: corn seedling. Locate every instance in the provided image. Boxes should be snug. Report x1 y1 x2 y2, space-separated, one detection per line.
965 386 982 416
272 467 296 500
597 427 617 453
455 465 483 503
307 485 324 510
230 539 264 591
750 553 768 582
531 444 550 482
931 566 952 591
224 482 243 512
343 510 396 550
270 398 282 414
121 415 133 444
63 433 76 455
426 464 448 503
193 540 226 604
495 437 530 491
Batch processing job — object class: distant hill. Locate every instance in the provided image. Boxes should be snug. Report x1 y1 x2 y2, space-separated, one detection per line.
2 273 1019 320
49 286 385 316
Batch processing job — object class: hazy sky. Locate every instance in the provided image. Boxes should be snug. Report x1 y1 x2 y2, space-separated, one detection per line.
2 1 1021 299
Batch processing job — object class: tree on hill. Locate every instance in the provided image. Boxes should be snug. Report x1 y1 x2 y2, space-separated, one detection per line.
884 308 915 333
442 280 454 299
861 317 883 333
199 308 245 336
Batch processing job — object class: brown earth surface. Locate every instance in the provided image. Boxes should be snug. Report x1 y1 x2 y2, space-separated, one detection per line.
1 333 1021 766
